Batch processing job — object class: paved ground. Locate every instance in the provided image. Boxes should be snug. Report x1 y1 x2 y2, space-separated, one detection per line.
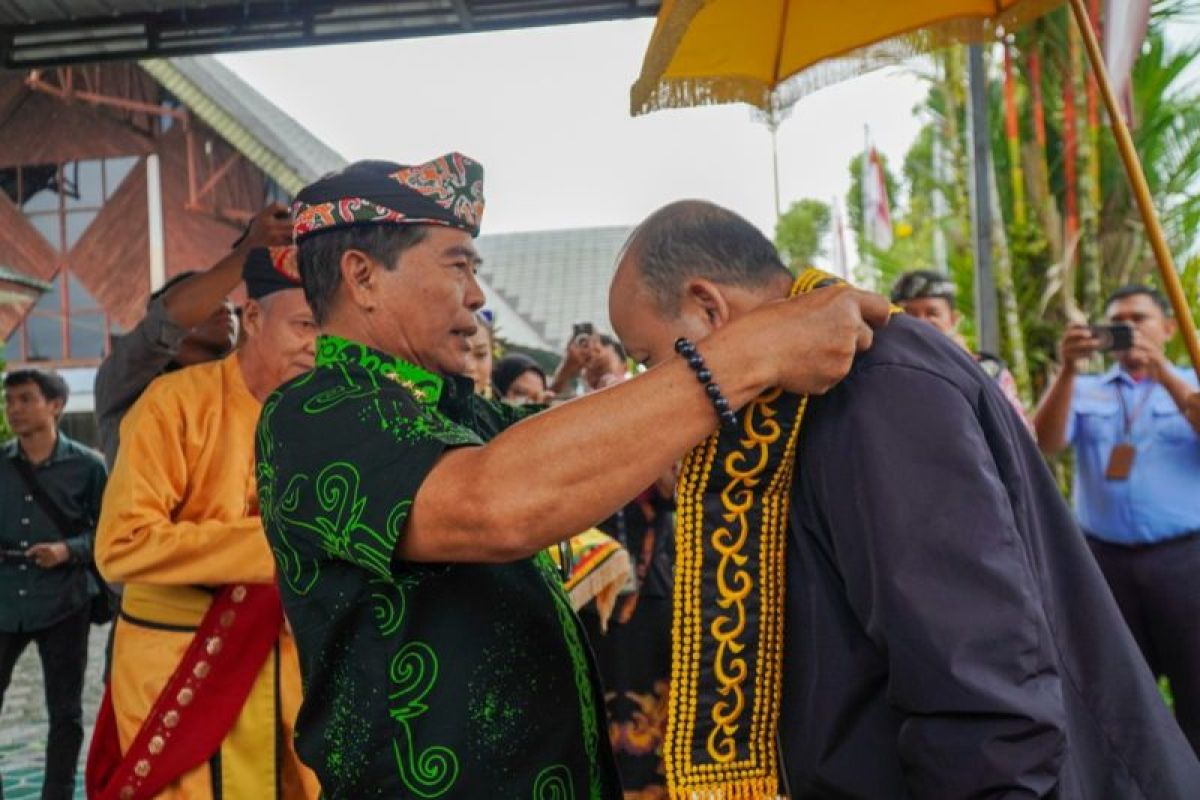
0 625 107 799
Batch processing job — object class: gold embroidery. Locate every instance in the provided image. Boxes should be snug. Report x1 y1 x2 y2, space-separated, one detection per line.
706 390 781 763
665 268 832 799
382 371 428 402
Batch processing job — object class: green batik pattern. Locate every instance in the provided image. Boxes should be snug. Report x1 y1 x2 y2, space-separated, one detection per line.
532 764 575 800
310 335 480 447
534 551 604 800
371 579 460 797
273 461 399 581
257 387 319 596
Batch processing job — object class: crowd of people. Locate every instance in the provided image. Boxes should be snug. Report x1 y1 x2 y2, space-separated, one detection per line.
1 151 1199 799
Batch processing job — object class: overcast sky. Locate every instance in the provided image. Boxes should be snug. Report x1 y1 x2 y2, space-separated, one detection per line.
219 17 927 250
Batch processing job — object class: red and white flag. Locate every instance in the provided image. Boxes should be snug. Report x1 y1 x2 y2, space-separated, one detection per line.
1104 0 1151 125
831 196 849 279
861 147 893 251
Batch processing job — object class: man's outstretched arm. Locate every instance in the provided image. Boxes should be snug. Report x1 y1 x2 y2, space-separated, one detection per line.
403 286 891 563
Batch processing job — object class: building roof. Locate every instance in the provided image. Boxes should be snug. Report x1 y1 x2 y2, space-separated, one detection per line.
0 265 52 293
141 56 347 195
475 226 633 353
0 1 660 69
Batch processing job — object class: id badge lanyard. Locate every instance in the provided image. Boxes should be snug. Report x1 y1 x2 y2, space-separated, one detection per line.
1106 381 1152 481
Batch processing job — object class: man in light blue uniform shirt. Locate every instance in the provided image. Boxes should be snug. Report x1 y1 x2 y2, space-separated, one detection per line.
1035 284 1200 755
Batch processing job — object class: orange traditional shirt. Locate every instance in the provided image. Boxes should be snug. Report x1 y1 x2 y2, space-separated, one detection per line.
96 354 317 800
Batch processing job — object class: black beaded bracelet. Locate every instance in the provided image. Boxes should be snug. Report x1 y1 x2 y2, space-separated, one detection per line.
675 337 738 429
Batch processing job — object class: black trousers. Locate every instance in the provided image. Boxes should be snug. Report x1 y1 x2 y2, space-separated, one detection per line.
0 606 90 800
1088 532 1200 757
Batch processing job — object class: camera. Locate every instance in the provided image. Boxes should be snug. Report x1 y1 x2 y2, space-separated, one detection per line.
1089 324 1134 353
572 322 595 347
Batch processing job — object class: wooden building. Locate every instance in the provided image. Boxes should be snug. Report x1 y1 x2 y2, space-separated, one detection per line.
0 56 345 366
0 56 344 433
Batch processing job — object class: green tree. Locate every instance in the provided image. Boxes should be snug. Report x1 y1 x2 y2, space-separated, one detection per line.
857 4 1200 398
774 198 832 268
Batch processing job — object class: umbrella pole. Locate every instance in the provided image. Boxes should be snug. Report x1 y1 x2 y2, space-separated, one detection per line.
1068 0 1200 378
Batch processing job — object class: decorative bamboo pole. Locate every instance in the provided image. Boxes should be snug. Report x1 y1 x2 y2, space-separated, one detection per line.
1068 0 1200 377
1026 39 1063 263
1063 20 1081 270
988 147 1034 402
1077 0 1103 314
1002 41 1027 227
1087 0 1103 214
1029 45 1048 158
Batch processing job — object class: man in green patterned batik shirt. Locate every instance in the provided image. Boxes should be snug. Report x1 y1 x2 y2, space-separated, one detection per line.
255 154 892 799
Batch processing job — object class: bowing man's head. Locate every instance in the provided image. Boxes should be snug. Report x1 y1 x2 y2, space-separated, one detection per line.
609 200 793 371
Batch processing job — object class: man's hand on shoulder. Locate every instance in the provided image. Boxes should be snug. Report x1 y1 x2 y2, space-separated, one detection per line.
729 285 891 396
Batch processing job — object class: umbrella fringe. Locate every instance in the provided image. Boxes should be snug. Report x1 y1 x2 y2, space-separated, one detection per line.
632 43 914 116
631 0 1066 117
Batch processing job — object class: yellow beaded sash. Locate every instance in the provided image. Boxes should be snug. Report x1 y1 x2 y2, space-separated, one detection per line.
665 268 836 800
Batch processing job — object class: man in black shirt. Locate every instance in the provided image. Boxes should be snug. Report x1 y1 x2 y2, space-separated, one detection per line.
1 368 106 800
608 200 1200 798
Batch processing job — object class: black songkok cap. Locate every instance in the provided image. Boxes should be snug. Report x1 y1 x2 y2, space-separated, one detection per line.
243 246 301 300
291 153 485 243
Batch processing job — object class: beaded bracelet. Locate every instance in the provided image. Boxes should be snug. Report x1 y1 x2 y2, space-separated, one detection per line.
675 337 738 429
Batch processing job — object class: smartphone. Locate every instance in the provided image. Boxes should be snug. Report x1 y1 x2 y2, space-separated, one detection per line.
1089 324 1134 353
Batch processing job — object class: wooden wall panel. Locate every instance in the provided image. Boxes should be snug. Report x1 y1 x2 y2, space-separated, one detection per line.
0 191 61 281
68 156 150 329
69 122 261 330
3 63 276 345
0 91 153 169
0 192 62 340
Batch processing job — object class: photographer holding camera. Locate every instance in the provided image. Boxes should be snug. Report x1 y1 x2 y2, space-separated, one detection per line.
1034 284 1200 755
549 323 629 397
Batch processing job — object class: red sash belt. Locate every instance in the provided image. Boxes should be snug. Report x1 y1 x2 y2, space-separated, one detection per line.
86 583 284 800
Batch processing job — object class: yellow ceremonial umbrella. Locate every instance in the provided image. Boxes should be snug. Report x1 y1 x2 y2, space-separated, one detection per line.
632 0 1200 377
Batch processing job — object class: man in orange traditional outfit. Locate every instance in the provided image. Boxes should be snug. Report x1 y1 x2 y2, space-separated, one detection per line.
88 247 320 800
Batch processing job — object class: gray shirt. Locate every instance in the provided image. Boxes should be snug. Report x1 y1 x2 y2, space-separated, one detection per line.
93 295 187 468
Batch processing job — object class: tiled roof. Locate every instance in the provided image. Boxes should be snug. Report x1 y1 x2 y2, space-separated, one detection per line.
476 226 633 353
140 56 347 194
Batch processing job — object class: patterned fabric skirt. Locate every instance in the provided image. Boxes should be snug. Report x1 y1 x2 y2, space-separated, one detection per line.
581 594 672 799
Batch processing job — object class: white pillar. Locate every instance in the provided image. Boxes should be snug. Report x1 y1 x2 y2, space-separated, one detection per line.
146 153 166 291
